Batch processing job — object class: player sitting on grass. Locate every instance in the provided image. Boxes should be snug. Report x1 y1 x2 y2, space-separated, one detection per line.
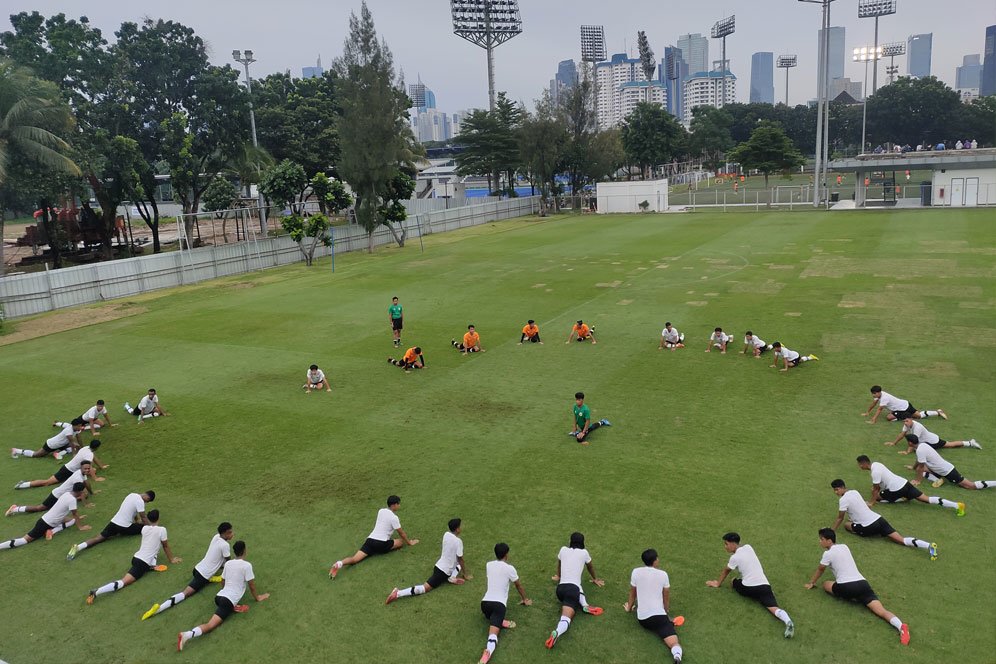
388 346 425 371
14 440 107 490
769 342 818 372
11 420 84 460
907 438 996 490
67 490 155 560
144 522 234 620
829 479 937 559
6 460 97 517
705 327 732 353
566 320 596 344
805 528 910 645
177 540 269 651
624 548 684 664
862 386 945 424
0 483 90 551
86 508 180 604
545 531 605 649
887 417 979 452
569 392 611 445
330 495 419 579
705 532 795 638
855 456 964 516
519 320 542 345
303 364 331 393
658 322 685 350
386 517 470 605
478 542 532 664
742 331 772 357
452 324 484 354
124 388 167 424
72 399 117 435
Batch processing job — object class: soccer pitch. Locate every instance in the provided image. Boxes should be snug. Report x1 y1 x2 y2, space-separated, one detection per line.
1 209 994 664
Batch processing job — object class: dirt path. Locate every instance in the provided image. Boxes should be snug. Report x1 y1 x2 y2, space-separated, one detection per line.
0 302 147 347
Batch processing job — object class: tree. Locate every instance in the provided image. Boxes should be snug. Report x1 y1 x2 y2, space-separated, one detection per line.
281 213 331 266
865 76 962 146
518 92 566 215
309 172 352 217
689 106 734 171
727 121 805 203
259 159 308 214
955 96 995 146
557 75 597 196
201 176 237 243
585 129 625 183
637 31 656 102
493 92 525 196
254 72 340 178
620 102 685 179
454 109 502 192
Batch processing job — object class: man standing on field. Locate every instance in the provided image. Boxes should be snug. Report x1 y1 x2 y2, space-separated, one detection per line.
329 495 419 579
389 296 404 348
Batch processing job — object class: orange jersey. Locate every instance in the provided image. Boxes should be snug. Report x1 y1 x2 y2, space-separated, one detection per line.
522 324 539 338
463 331 480 347
573 323 590 337
402 347 419 363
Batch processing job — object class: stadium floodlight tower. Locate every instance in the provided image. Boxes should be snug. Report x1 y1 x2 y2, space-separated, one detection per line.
881 41 905 84
580 25 607 129
451 0 523 111
776 55 798 105
857 0 897 95
710 15 736 107
798 0 837 208
853 46 883 153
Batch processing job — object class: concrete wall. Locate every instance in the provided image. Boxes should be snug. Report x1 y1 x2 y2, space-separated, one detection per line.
596 179 669 213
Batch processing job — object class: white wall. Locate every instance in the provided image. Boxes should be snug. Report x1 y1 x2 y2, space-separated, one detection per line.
932 168 996 206
596 179 669 213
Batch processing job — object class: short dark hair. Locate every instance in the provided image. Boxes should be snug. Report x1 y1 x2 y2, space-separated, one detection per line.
494 542 510 559
527 319 535 325
577 320 583 324
310 364 319 370
234 540 246 556
714 327 723 332
71 417 85 426
819 528 836 542
905 434 920 445
96 399 105 406
569 532 585 549
148 509 160 522
448 518 461 532
145 491 156 502
468 324 475 329
771 341 782 348
80 459 92 467
218 522 233 535
641 548 658 566
392 296 399 301
830 479 846 489
575 392 584 400
414 347 422 354
870 385 882 394
387 495 401 507
745 331 753 336
148 388 156 393
72 482 86 493
90 440 101 450
856 455 871 464
722 532 741 543
665 321 672 326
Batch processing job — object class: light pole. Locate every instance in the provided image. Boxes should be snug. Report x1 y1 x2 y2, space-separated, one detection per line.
799 0 836 208
853 46 881 154
710 16 736 107
233 49 266 235
857 0 896 96
451 1 523 112
777 55 798 105
881 42 905 85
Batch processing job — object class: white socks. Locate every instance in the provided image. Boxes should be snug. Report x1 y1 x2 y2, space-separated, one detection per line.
889 616 903 631
159 592 186 613
21 450 35 458
974 481 994 489
671 644 683 662
555 616 571 637
928 497 959 509
0 537 28 549
184 626 203 639
485 635 497 654
14 481 30 489
77 542 89 552
774 609 792 625
96 580 123 596
903 537 929 549
397 585 425 598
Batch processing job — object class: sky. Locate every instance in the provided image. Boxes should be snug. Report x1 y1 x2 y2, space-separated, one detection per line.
4 0 994 112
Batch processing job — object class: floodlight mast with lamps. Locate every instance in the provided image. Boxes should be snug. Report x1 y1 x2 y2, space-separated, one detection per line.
880 41 905 84
853 46 882 153
232 49 266 235
798 0 836 208
857 0 896 96
451 0 523 112
777 55 798 105
580 25 606 130
710 16 735 107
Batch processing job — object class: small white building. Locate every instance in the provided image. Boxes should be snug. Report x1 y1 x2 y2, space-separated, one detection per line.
596 179 669 214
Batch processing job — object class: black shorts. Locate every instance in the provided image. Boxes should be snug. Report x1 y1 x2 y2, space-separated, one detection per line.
43 442 66 453
926 439 947 450
27 518 51 540
732 578 778 608
880 483 922 502
392 318 403 331
638 614 676 639
42 493 59 509
831 580 878 605
787 357 802 366
480 600 507 629
757 345 770 354
128 557 152 581
214 595 236 620
556 583 584 611
54 466 73 483
850 517 896 538
100 521 145 539
891 405 917 419
360 537 395 556
526 335 540 343
943 467 965 484
188 569 211 592
426 566 450 589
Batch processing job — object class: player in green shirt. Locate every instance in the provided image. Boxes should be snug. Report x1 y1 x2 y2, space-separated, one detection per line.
570 392 610 445
389 297 404 347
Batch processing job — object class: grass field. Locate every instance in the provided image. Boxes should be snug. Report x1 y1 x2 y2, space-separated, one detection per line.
1 209 994 664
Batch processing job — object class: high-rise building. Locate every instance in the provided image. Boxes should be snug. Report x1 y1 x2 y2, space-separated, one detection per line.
907 33 932 78
981 25 996 96
750 52 775 104
956 54 982 89
550 59 578 106
828 77 863 101
595 53 666 128
660 46 688 118
415 108 450 143
677 33 709 75
302 56 324 79
817 26 845 96
617 81 667 122
682 71 736 126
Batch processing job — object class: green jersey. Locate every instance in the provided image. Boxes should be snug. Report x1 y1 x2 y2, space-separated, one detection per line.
389 303 403 319
573 403 591 429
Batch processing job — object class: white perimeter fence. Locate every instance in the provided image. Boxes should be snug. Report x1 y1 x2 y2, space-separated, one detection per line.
0 197 540 319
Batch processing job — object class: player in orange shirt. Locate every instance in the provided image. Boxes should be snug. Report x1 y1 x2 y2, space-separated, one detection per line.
566 320 597 345
388 346 425 371
519 320 542 345
452 325 483 354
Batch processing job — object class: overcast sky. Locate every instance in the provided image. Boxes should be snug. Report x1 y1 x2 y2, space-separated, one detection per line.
5 1 994 111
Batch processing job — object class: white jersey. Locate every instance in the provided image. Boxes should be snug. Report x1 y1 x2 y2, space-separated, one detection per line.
46 423 76 450
52 470 85 499
726 544 769 587
902 420 939 446
195 534 232 579
64 446 95 473
110 493 146 527
776 346 800 362
820 544 865 583
558 546 592 589
915 444 954 476
876 391 909 413
434 531 464 575
710 332 732 344
137 394 159 415
838 489 880 527
661 327 681 344
41 492 77 527
745 335 766 349
307 369 326 385
134 524 167 566
81 405 107 422
367 508 401 542
870 462 908 492
630 566 670 620
218 559 255 605
482 560 519 606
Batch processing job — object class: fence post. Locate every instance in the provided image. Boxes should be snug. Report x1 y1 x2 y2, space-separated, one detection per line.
44 263 55 310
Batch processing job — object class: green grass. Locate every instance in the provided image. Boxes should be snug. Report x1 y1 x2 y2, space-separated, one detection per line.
1 210 994 664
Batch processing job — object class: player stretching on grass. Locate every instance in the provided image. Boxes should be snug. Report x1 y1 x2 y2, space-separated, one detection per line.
478 542 531 664
705 532 794 638
86 509 180 604
805 528 910 645
6 461 96 517
389 296 404 348
887 418 980 452
907 439 996 490
388 347 425 371
177 540 269 651
143 522 234 620
329 495 418 579
856 456 964 516
452 324 484 354
566 320 596 344
829 480 937 559
545 531 605 649
862 386 945 423
0 483 90 551
11 420 83 460
769 342 818 372
14 440 107 489
303 364 332 393
659 322 685 350
124 388 168 423
570 392 611 445
519 320 542 345
742 331 771 357
624 548 684 663
67 490 155 560
386 518 469 604
72 399 117 435
705 327 732 353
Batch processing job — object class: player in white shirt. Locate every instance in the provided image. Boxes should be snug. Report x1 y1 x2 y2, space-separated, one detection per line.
544 532 604 649
478 542 531 664
11 420 84 459
0 483 91 551
303 364 331 393
863 385 945 423
386 518 470 605
855 455 964 516
329 495 418 579
829 480 937 559
888 418 980 452
177 540 270 651
67 490 155 560
6 460 97 517
624 548 683 663
86 509 180 604
124 388 167 423
741 331 772 358
769 341 818 372
705 327 732 353
71 399 116 435
705 532 794 638
805 528 910 645
907 440 996 491
143 522 235 620
13 440 107 489
658 322 685 350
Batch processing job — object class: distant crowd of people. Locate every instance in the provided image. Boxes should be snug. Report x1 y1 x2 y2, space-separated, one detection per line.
872 139 981 154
